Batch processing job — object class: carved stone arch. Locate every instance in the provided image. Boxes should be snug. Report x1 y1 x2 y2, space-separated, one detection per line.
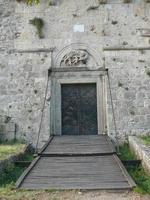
54 43 102 69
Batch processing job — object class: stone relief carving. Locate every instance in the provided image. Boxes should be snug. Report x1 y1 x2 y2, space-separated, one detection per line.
61 50 89 66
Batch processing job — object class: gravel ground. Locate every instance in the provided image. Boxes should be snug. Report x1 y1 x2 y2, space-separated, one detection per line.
1 190 150 200
26 191 150 200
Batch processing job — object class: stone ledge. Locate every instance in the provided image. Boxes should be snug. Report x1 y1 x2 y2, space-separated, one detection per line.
129 136 150 174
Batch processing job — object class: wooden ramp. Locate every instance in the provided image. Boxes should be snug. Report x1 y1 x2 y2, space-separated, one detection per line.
16 135 136 190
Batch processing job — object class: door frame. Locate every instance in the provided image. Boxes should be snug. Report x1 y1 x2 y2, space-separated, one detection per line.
50 67 106 136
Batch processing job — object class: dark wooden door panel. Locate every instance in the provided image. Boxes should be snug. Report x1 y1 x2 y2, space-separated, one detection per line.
61 84 98 135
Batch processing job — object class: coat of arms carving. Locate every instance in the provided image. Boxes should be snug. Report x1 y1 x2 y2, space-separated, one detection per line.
61 50 89 66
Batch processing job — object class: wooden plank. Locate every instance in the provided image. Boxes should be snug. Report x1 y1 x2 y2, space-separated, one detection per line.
40 152 115 157
25 180 127 186
27 174 126 179
21 181 131 190
43 135 116 155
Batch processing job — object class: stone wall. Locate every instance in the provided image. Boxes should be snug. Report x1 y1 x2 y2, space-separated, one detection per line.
0 0 150 146
129 136 150 174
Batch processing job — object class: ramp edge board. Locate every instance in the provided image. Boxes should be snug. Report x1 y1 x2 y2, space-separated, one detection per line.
38 136 54 154
16 156 40 188
113 155 136 188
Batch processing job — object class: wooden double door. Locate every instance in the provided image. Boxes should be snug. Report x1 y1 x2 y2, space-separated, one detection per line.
61 83 98 135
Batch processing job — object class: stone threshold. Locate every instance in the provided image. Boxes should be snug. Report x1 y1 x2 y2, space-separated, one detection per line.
129 136 150 174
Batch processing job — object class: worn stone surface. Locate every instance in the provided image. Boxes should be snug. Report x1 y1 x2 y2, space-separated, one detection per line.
0 0 150 147
129 136 150 174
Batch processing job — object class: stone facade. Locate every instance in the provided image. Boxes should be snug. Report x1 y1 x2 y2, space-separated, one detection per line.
0 0 150 147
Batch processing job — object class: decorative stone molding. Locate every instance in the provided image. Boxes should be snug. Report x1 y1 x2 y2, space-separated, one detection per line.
60 50 89 67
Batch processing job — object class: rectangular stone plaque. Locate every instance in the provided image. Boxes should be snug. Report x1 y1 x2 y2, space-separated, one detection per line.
73 25 85 32
138 29 150 37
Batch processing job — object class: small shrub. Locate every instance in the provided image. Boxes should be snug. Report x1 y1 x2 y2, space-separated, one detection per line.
98 0 107 4
123 0 131 3
146 69 150 77
118 81 123 87
16 0 40 5
29 17 44 38
130 110 135 115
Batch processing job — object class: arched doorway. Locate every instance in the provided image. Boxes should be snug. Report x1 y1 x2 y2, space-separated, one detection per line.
50 44 106 136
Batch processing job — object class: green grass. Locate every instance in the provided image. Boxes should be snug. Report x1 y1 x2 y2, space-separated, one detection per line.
0 142 150 198
0 185 41 200
0 142 26 160
140 136 150 145
0 150 34 200
129 166 150 194
0 163 26 186
119 143 135 160
119 143 150 194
